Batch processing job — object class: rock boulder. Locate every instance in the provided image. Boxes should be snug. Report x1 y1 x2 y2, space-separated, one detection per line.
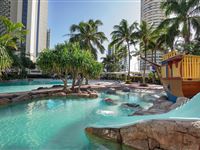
103 98 117 105
89 92 98 98
0 98 11 105
122 87 131 92
169 97 189 110
121 103 142 110
106 88 116 94
86 119 200 150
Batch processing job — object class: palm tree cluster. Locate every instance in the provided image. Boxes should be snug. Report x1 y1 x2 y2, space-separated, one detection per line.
160 0 200 51
109 19 138 80
105 0 200 85
1 0 200 84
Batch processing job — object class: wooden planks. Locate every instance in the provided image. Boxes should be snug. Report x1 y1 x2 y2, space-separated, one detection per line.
182 81 200 98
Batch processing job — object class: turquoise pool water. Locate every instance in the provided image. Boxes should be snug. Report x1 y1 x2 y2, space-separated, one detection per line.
0 79 66 93
92 93 200 128
0 91 156 150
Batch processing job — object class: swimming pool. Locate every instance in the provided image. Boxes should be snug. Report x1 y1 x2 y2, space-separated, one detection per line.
0 79 66 93
0 90 157 150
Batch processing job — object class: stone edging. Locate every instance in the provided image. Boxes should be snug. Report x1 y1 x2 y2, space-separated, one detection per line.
85 119 200 150
0 88 98 106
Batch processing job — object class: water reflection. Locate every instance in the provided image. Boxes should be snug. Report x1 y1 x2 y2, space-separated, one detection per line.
0 90 162 149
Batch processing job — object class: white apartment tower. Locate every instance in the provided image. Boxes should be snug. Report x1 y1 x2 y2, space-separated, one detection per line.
0 0 48 62
141 0 165 28
140 0 165 73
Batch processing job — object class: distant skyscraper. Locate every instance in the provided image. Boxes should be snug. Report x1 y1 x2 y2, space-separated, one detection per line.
0 0 48 62
141 0 165 28
140 0 165 73
0 0 11 35
46 29 50 49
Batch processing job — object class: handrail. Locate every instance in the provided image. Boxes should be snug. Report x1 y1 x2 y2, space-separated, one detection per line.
163 51 178 61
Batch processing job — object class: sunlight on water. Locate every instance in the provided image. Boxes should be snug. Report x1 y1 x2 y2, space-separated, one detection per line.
0 91 158 150
0 79 68 93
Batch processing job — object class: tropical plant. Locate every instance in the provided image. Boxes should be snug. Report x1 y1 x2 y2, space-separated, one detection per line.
69 19 107 59
147 26 171 63
37 42 102 92
160 0 200 51
81 59 102 92
101 54 120 72
110 19 138 80
179 38 200 55
67 43 102 91
37 44 70 91
0 16 27 77
136 21 154 85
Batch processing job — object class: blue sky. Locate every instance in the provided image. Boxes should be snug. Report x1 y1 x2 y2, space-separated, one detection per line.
48 0 141 70
48 0 140 47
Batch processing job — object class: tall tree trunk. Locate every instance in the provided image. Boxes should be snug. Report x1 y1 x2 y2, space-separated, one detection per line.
154 49 157 63
59 75 68 91
140 55 161 84
151 49 155 84
78 76 83 93
72 73 77 92
142 43 147 85
151 49 154 62
127 41 131 81
85 78 89 85
184 19 191 53
63 77 67 91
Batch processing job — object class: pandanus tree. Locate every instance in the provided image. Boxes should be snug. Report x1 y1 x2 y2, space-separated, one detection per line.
160 0 200 52
37 43 102 92
0 16 27 77
81 59 103 92
110 19 138 80
69 19 107 59
68 43 102 91
68 43 88 91
37 43 70 91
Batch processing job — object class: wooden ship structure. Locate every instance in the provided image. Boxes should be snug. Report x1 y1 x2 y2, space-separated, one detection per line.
161 51 200 102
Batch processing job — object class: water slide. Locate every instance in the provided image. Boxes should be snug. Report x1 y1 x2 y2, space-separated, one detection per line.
92 93 200 128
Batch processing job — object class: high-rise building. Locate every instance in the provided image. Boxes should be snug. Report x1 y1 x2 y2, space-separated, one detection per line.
141 0 165 28
140 0 165 73
0 0 11 35
0 0 48 62
46 29 50 49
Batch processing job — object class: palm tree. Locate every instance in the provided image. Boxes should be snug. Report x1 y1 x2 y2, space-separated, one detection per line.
136 21 154 85
154 25 180 53
161 0 200 49
0 16 27 77
110 19 138 80
69 19 107 59
101 54 120 72
148 26 173 63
